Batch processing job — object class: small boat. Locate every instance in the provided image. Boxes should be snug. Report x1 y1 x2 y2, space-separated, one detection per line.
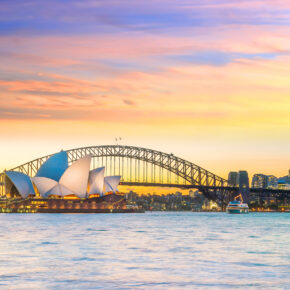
226 200 249 214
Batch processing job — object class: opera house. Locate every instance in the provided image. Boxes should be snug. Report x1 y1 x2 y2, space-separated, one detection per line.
1 151 140 213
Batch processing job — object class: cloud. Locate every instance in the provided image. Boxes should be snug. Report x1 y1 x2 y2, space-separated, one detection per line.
0 0 289 129
0 55 289 131
1 24 289 73
123 99 136 106
0 0 290 39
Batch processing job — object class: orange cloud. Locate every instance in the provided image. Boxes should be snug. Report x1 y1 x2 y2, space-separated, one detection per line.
0 55 289 133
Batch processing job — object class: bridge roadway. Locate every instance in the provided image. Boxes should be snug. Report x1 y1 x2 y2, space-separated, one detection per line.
121 182 290 196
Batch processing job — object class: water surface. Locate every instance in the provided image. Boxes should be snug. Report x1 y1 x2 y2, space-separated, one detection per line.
0 212 289 289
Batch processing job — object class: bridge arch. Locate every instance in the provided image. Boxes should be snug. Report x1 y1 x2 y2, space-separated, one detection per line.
8 145 227 186
1 145 229 202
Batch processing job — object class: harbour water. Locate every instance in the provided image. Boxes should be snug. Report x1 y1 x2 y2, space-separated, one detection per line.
0 212 289 289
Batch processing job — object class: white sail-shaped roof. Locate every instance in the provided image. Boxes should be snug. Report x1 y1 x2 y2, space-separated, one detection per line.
32 155 92 198
59 155 91 198
45 183 63 197
35 151 68 181
45 183 76 197
5 171 35 198
88 167 105 195
104 176 121 193
32 177 58 197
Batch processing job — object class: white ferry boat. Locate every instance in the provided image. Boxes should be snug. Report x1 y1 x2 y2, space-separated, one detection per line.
226 200 249 214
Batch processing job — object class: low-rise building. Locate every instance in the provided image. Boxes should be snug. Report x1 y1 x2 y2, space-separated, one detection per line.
252 174 268 188
267 175 278 189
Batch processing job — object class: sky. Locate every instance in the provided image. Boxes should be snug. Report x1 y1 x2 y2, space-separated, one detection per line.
0 0 289 179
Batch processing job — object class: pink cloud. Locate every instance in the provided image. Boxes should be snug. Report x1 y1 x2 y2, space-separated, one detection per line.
181 0 290 9
1 25 289 73
0 55 289 127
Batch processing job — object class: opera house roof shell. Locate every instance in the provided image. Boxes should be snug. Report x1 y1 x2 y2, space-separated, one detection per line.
5 151 121 199
5 171 35 199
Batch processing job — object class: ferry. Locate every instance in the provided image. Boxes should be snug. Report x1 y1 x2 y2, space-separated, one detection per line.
226 200 249 214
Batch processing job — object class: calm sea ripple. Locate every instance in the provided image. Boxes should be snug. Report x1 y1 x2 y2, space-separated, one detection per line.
0 212 289 289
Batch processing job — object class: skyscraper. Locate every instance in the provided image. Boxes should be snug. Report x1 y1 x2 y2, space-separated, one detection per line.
238 170 250 203
228 171 238 187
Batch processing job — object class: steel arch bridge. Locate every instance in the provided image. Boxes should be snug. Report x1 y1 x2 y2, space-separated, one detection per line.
0 145 231 204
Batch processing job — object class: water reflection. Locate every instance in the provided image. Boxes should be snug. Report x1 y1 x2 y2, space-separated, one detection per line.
0 212 289 289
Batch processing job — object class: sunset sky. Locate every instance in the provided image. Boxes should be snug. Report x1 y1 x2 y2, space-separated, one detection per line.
0 0 289 179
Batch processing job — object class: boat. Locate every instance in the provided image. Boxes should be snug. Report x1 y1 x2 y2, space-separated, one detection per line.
226 200 249 214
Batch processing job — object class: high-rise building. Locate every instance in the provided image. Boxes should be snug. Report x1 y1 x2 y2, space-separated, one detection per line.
228 171 238 186
227 170 250 202
238 170 250 203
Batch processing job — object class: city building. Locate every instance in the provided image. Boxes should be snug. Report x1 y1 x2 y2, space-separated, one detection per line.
277 171 290 190
228 171 238 186
126 191 138 202
202 199 219 211
252 174 269 188
278 179 290 190
238 170 250 203
189 190 199 198
227 170 250 202
267 175 278 189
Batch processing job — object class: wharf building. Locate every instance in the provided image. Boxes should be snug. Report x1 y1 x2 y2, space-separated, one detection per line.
277 171 290 190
